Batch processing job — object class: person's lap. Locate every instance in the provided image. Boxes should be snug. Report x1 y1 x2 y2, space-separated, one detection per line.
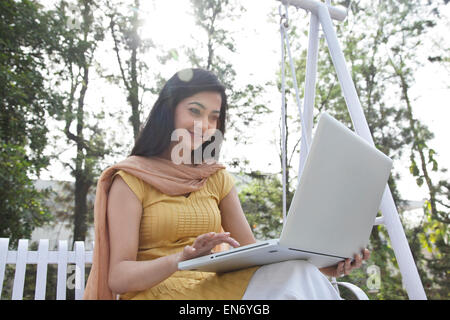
242 260 342 300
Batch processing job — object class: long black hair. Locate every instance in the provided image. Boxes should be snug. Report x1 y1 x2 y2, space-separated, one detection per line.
130 68 228 160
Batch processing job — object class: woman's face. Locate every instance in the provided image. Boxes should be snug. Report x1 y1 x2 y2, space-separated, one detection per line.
173 91 222 150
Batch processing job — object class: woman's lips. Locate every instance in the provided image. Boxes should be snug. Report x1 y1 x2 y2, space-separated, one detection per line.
189 131 202 139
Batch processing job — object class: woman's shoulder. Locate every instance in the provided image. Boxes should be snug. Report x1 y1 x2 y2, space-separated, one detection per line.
112 170 149 203
207 167 235 202
208 167 232 182
113 169 141 185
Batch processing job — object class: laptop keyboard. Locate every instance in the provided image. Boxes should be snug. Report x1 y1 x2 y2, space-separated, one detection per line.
213 241 272 258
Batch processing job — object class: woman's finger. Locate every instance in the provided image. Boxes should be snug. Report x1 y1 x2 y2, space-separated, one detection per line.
204 234 239 249
337 262 344 277
181 245 197 260
363 249 370 260
344 258 352 275
191 232 237 254
207 232 235 246
213 236 240 248
193 232 216 248
353 253 363 269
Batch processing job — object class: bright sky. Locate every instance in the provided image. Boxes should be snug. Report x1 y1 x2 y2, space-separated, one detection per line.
40 0 449 221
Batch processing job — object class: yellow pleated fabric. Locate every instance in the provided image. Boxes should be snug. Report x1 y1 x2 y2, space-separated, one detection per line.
113 168 259 300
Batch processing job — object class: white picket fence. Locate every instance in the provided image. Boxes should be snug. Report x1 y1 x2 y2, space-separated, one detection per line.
0 238 93 300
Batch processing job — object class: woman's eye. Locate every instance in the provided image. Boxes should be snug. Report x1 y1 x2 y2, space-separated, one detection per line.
189 108 201 115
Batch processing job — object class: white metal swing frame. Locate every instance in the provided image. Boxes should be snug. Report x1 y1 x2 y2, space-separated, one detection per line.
277 0 427 300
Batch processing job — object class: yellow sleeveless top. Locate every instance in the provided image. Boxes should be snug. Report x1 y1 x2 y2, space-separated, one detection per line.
113 168 259 300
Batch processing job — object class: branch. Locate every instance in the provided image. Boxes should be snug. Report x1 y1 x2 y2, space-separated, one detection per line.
436 199 450 209
108 9 131 92
61 160 75 172
319 82 335 111
288 136 302 169
63 125 105 159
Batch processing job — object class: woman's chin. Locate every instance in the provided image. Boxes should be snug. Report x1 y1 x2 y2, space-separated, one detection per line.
191 145 203 153
190 139 204 150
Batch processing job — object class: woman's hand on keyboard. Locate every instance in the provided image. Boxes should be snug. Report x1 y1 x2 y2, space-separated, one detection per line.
179 232 240 262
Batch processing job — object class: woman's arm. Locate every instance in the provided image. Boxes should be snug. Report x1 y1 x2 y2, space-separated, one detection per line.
107 175 182 294
219 186 256 246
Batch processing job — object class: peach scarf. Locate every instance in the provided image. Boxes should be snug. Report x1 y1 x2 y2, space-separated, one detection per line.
83 155 226 300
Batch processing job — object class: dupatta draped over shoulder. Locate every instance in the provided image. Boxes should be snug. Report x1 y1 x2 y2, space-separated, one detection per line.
83 155 226 300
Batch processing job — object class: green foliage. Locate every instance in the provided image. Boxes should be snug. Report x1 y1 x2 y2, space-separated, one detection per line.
0 0 56 170
238 173 284 240
0 144 53 247
46 0 113 243
0 0 60 243
383 0 449 299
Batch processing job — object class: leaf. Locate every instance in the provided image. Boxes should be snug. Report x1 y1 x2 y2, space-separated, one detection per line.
416 177 424 186
409 161 419 176
432 160 438 171
428 149 435 162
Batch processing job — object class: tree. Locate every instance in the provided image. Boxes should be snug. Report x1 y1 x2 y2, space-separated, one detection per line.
49 0 110 246
105 0 154 140
385 0 449 298
0 0 59 245
187 0 272 172
269 0 449 299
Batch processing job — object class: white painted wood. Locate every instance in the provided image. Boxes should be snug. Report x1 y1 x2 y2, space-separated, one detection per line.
337 281 370 300
56 240 68 300
12 239 28 300
74 241 85 300
374 216 385 225
0 238 10 299
0 238 93 300
4 250 93 265
35 239 49 300
48 252 58 263
5 251 63 264
277 0 347 21
299 12 319 182
6 251 16 264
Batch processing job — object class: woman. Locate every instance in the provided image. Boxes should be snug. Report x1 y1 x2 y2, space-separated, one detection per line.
83 68 369 300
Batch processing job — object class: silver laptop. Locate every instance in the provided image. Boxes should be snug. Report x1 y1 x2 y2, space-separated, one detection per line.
178 112 393 273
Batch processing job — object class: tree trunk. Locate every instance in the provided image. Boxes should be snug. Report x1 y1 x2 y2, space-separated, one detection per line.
130 0 141 140
73 173 90 244
72 0 93 245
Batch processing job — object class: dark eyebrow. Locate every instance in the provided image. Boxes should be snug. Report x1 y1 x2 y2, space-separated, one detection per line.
188 102 220 114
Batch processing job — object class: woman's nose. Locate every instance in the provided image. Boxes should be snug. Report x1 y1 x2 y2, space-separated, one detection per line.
193 118 209 135
201 117 214 133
